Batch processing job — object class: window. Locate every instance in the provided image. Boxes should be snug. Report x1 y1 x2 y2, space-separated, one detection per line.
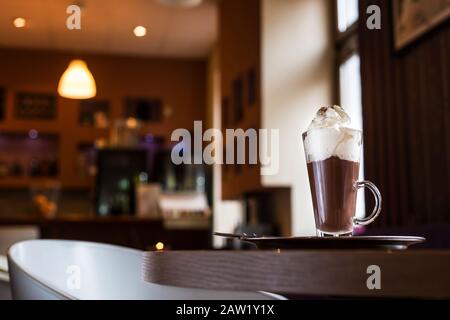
339 54 362 130
337 0 359 32
335 1 365 220
339 53 365 220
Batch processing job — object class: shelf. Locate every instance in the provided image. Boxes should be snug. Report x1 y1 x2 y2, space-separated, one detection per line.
61 177 93 189
75 127 109 142
0 176 58 188
0 121 60 133
0 176 92 189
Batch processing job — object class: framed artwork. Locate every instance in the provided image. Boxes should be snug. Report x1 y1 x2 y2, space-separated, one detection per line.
0 87 5 121
393 0 450 50
15 92 56 120
124 97 163 122
221 97 230 128
247 67 257 106
232 77 243 123
79 99 110 128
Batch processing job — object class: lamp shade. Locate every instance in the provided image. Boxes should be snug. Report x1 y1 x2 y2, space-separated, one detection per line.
58 59 96 99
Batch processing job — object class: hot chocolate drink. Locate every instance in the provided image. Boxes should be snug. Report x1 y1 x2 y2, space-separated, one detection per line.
307 156 359 234
303 105 381 236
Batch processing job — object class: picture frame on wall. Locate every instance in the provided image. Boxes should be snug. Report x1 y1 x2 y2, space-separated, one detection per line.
0 87 5 121
79 99 110 128
221 97 229 128
232 77 243 123
124 97 163 122
393 0 450 50
15 92 56 120
247 67 257 107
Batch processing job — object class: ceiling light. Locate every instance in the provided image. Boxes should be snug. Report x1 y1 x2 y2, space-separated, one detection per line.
13 17 26 28
157 0 203 7
58 59 97 99
133 26 147 37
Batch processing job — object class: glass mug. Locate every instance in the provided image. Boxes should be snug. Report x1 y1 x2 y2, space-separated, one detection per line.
302 128 382 237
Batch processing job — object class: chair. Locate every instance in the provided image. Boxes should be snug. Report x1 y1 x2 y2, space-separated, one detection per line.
7 240 285 300
0 226 39 255
0 257 10 300
0 226 39 300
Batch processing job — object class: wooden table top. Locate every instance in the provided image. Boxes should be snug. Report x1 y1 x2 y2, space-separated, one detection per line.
142 250 450 299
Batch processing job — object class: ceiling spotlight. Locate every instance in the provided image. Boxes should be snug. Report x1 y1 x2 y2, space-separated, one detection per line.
157 0 203 7
13 17 26 28
133 26 147 37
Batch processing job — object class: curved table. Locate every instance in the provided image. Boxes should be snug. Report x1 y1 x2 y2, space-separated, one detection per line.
143 250 450 299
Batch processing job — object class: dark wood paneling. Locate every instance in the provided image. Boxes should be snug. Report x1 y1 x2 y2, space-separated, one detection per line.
359 0 450 228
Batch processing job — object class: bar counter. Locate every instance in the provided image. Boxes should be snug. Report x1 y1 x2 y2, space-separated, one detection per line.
0 214 211 250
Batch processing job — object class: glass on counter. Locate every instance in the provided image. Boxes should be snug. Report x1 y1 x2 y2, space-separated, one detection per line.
109 118 142 148
30 180 61 219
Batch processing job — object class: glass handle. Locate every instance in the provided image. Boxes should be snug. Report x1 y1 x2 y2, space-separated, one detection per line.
353 180 382 226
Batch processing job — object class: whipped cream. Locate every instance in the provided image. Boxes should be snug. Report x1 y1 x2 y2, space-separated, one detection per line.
308 105 350 130
303 106 361 163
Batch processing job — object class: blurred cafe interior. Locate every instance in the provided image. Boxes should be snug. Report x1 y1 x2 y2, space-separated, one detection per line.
0 0 449 280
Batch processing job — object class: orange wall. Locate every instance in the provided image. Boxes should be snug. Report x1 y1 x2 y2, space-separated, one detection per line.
0 47 207 135
0 47 207 187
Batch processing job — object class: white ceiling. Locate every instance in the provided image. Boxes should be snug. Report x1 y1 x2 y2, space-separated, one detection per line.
0 0 217 58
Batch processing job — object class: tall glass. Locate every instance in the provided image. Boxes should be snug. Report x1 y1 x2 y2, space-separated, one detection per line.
302 128 381 237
